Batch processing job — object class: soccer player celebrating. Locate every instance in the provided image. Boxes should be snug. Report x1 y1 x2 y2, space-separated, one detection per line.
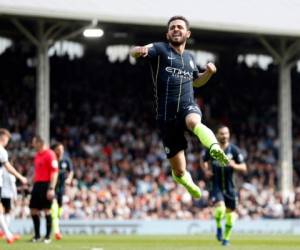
0 128 27 244
50 142 73 240
131 16 229 199
30 136 58 243
202 125 247 246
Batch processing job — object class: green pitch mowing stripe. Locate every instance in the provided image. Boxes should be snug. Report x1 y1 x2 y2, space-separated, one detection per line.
1 235 300 250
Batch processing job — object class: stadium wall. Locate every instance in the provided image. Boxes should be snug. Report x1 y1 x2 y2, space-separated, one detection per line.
10 219 300 235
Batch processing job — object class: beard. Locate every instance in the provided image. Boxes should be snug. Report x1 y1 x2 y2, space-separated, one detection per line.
167 35 187 46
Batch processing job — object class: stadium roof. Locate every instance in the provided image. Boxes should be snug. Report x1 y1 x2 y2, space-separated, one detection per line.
0 0 300 37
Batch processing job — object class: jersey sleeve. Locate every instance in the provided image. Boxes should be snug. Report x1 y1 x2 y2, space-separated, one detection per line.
232 146 245 164
147 42 161 59
66 157 74 172
191 54 200 81
0 147 8 164
49 150 59 173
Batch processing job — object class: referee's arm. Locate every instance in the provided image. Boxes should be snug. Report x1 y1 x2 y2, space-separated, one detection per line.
47 157 59 200
47 171 58 200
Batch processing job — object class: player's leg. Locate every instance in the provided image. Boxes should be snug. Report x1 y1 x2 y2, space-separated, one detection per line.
52 195 62 240
44 209 52 243
210 188 226 241
222 196 238 246
30 183 41 241
0 198 5 238
30 209 41 241
51 200 59 233
2 198 12 227
159 119 201 199
170 150 201 199
56 205 63 239
44 183 54 243
0 202 14 243
214 203 226 241
185 112 229 166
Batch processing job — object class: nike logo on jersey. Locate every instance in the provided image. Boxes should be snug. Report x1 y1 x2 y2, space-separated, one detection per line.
167 56 175 60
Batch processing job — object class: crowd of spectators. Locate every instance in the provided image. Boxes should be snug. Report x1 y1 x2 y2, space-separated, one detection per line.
1 44 300 221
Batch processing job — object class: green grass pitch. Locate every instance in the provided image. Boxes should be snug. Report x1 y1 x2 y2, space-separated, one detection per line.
1 235 300 250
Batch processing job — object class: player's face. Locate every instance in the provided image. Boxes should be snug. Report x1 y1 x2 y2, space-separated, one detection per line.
217 127 230 144
166 19 191 46
54 145 64 159
0 135 10 147
32 138 42 151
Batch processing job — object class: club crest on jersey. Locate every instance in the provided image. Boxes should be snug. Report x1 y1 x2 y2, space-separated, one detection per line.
227 153 233 160
164 147 170 154
62 162 67 169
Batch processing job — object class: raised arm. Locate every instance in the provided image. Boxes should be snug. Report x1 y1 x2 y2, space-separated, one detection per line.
193 62 217 88
130 44 154 59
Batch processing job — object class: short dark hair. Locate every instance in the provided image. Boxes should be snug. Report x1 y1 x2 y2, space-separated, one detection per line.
216 124 229 133
33 135 45 144
167 15 190 30
0 128 11 139
51 142 63 150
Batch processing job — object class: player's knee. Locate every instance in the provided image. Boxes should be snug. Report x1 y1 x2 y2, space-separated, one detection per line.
185 115 200 130
31 209 39 216
172 167 185 177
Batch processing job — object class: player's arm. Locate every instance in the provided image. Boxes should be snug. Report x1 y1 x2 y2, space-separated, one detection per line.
228 149 247 173
65 170 74 186
47 155 59 200
4 161 27 184
47 171 58 200
193 62 217 88
130 44 154 58
49 171 58 190
228 160 247 173
201 161 213 179
65 158 74 185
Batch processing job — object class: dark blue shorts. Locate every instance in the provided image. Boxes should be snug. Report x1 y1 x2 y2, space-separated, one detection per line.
210 186 237 210
158 102 202 158
56 192 63 207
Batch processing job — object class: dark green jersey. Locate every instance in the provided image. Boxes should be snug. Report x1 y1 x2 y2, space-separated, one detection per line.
203 144 245 192
56 155 73 193
146 42 199 121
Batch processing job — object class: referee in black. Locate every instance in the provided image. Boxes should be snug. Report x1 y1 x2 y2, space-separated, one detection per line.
30 136 58 243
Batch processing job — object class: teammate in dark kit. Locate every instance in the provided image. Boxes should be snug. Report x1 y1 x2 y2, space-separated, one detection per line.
202 125 247 246
131 16 229 199
50 142 73 240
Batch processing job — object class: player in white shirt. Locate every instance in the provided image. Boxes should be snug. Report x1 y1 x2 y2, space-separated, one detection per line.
0 128 27 244
1 168 17 230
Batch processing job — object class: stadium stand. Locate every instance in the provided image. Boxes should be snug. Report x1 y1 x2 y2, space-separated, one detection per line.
1 46 300 220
